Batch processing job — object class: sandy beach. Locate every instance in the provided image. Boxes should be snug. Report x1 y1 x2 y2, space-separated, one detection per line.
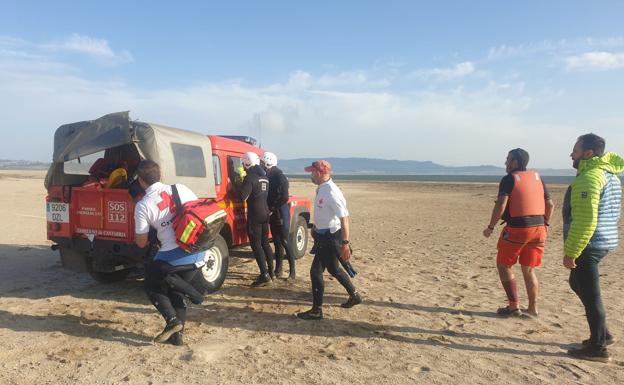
0 170 622 385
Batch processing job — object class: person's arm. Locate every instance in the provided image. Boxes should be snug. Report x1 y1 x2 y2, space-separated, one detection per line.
278 173 290 207
484 175 512 238
240 175 252 201
135 233 149 248
339 215 351 262
483 195 508 237
542 180 554 226
134 202 150 248
544 198 554 225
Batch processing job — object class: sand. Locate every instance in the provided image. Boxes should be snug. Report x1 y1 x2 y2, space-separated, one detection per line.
0 170 622 385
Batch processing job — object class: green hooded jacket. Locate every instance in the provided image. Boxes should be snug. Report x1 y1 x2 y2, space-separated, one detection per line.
564 152 624 258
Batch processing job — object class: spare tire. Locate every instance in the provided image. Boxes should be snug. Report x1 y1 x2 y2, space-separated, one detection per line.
191 234 229 294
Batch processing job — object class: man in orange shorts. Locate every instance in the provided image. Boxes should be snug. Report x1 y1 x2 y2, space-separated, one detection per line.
483 148 554 317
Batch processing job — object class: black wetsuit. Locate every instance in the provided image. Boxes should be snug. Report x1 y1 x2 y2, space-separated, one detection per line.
266 166 295 276
311 229 356 309
241 165 275 277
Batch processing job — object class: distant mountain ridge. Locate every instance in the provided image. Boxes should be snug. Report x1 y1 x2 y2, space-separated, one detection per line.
0 159 50 170
0 157 575 175
278 157 575 176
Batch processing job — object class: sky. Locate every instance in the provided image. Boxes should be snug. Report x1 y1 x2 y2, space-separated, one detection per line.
1 1 623 168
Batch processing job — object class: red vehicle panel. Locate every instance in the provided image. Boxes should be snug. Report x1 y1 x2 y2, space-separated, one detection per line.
71 187 135 241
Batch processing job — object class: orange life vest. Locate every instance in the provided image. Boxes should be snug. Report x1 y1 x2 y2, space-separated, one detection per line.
509 170 545 217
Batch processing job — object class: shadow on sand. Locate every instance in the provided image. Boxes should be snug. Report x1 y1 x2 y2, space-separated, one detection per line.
1 244 571 355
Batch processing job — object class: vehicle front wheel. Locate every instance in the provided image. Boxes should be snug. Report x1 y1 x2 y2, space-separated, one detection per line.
290 216 308 259
191 234 229 294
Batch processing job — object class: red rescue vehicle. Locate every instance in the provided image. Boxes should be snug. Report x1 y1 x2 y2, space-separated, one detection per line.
45 112 311 292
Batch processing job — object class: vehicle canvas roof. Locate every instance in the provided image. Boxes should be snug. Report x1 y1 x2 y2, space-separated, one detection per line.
45 111 216 198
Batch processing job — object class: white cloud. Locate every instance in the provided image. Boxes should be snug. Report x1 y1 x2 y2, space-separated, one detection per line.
44 34 133 63
0 53 552 166
486 37 624 61
410 61 475 80
0 33 132 64
565 51 624 71
2 35 622 168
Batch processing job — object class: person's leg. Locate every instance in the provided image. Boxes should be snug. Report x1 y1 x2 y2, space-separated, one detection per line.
270 215 284 276
144 261 184 342
167 267 199 346
163 271 203 304
575 249 608 347
324 249 356 297
520 265 539 316
273 229 285 277
296 253 325 320
144 262 179 322
279 204 296 278
517 227 544 316
260 222 275 277
248 221 269 277
497 264 519 311
309 253 326 310
496 228 521 314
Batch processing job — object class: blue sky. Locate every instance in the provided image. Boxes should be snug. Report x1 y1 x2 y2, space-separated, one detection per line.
1 1 623 168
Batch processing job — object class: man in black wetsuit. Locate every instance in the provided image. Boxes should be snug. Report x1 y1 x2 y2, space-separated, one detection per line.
261 151 296 280
240 151 275 286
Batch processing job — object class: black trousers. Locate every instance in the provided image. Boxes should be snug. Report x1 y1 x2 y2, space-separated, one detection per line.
310 230 356 309
270 204 295 274
144 261 199 324
248 220 275 276
568 248 610 347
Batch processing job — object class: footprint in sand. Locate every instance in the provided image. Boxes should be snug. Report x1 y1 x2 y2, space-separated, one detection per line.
182 343 230 363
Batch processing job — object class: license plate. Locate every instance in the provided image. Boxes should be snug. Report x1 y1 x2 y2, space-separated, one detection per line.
47 202 69 223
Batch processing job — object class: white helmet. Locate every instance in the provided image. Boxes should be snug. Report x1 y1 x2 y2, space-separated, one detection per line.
261 151 278 168
242 152 260 168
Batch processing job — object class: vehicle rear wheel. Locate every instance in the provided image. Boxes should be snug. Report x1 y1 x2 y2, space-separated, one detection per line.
191 234 229 294
59 247 130 283
59 247 89 273
87 268 131 284
290 216 308 259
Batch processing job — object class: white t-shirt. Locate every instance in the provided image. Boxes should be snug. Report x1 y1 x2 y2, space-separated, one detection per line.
134 182 198 251
313 179 349 233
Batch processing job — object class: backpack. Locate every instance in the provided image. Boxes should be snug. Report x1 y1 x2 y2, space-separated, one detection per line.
171 185 227 253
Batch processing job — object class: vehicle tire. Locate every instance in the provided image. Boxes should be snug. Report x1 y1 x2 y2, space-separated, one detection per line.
59 247 89 273
191 234 229 294
60 247 130 283
290 215 308 259
88 268 131 284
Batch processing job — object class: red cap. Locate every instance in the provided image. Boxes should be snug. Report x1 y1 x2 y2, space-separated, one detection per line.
304 160 332 174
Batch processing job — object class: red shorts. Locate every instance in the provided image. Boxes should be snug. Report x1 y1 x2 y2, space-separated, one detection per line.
496 226 547 267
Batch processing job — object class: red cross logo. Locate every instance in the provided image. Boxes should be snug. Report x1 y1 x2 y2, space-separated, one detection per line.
157 191 177 213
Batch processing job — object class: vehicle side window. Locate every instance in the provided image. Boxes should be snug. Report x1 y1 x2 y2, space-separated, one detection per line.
227 156 245 197
171 143 206 177
212 154 221 185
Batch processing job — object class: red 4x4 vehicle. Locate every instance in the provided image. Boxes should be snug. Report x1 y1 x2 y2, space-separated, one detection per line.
45 112 311 292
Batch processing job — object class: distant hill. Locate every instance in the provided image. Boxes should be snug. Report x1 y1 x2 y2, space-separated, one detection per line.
0 159 50 170
0 157 575 176
278 157 574 176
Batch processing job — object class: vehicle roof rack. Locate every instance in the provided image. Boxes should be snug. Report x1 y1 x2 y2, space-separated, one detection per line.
219 135 258 146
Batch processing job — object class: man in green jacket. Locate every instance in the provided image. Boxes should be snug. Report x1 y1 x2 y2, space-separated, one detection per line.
563 133 624 363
